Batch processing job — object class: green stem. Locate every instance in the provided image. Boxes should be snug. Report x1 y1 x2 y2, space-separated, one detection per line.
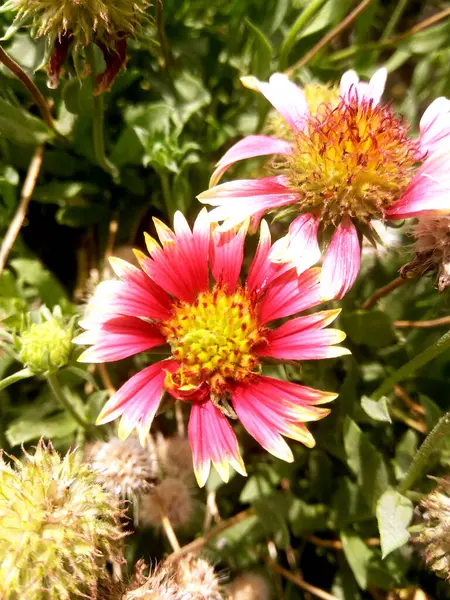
159 170 175 219
380 0 409 40
85 46 120 182
0 367 33 392
47 372 95 435
398 411 450 494
372 331 450 401
278 0 328 69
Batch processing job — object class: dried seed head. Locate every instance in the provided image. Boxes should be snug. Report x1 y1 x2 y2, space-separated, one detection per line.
123 561 179 599
227 572 271 600
156 435 194 479
140 477 193 529
401 216 450 292
418 476 450 579
0 440 125 600
87 436 158 502
173 555 222 600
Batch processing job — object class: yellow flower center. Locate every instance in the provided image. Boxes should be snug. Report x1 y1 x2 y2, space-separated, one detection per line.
161 287 265 397
277 99 420 224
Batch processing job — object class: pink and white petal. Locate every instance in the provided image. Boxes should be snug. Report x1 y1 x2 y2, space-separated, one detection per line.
256 375 337 406
211 221 247 291
386 149 450 218
242 73 309 132
75 317 166 363
339 70 360 102
259 267 322 324
210 135 292 187
419 97 450 156
245 220 288 296
269 213 321 275
96 361 171 442
366 67 387 105
188 400 246 487
259 308 350 360
320 217 361 301
340 68 387 106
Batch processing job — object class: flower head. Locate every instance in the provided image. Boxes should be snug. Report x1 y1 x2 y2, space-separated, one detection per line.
227 572 271 600
199 70 450 301
140 477 193 529
156 434 194 480
4 0 149 92
401 216 450 292
74 210 349 486
418 476 450 579
0 441 125 600
18 306 74 374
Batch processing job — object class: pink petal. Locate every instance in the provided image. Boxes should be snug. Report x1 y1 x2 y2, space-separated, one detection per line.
137 209 210 302
198 175 297 229
75 316 165 363
210 135 292 187
84 279 171 322
232 376 335 460
259 267 322 324
320 218 361 301
419 97 450 157
259 309 350 360
386 149 450 218
188 400 246 487
242 73 309 132
269 213 321 275
210 222 247 291
340 68 387 106
246 220 291 296
96 361 172 445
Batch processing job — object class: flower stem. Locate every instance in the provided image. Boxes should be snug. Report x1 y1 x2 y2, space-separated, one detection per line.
380 0 409 40
159 170 175 219
156 497 181 552
361 276 406 310
372 331 450 401
85 46 120 182
398 411 450 494
47 372 95 434
279 0 327 69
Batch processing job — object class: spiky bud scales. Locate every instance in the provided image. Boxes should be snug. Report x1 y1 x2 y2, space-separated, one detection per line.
0 441 125 600
19 317 73 374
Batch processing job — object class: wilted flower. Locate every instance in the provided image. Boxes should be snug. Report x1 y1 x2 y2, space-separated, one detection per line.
3 0 149 92
74 210 349 486
401 216 450 292
18 305 74 375
140 477 193 529
199 70 450 301
87 436 158 503
123 561 179 600
227 572 271 600
418 476 450 578
0 441 125 600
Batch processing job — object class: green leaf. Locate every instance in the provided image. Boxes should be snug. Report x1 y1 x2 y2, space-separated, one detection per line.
340 530 373 590
394 430 419 481
246 18 272 79
0 368 33 392
343 417 390 513
376 489 413 558
0 98 54 146
33 181 98 205
341 310 396 349
253 492 290 548
239 464 280 503
6 412 78 446
10 258 68 307
361 395 392 423
288 497 328 535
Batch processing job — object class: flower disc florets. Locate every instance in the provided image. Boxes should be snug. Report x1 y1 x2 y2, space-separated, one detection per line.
0 441 125 600
282 99 420 224
161 286 266 398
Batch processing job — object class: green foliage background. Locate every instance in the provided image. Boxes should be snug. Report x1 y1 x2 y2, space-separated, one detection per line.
1 0 450 598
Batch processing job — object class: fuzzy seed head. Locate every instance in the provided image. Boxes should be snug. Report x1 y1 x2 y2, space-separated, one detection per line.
123 562 179 600
161 286 266 397
10 0 149 49
19 318 72 374
173 555 222 600
227 572 271 600
156 435 194 480
418 476 450 579
0 441 125 600
401 216 450 292
140 478 193 529
87 437 158 502
279 99 420 225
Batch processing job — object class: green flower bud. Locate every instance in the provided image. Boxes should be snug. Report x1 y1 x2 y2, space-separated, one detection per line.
0 441 125 600
18 310 73 374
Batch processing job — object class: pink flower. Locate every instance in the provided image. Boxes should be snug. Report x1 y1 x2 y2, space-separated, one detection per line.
74 210 349 487
199 69 450 301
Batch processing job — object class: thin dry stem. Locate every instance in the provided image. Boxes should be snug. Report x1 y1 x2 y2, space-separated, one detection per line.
102 214 119 279
394 385 425 416
156 497 181 552
166 507 255 563
305 535 380 550
0 145 44 275
203 490 221 531
395 316 450 329
266 559 339 600
175 402 186 438
391 407 427 434
392 6 450 43
98 363 116 396
285 0 374 74
361 277 406 310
